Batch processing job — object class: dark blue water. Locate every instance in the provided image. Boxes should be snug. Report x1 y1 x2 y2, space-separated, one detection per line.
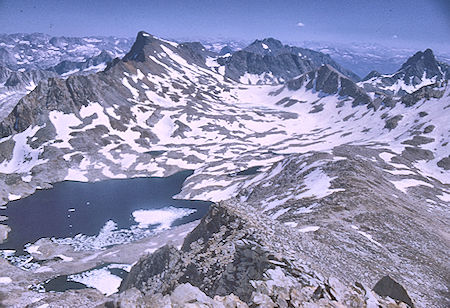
0 170 210 251
229 166 262 177
41 275 87 292
38 263 129 293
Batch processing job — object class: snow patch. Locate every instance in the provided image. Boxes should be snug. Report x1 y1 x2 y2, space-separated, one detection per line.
0 277 12 284
132 207 196 230
26 244 42 255
437 192 450 202
56 254 73 262
295 168 344 199
68 267 121 296
0 125 47 174
391 178 434 194
299 226 320 233
8 194 21 201
121 77 139 98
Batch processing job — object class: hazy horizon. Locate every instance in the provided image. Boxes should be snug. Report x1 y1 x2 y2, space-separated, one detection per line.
1 0 449 53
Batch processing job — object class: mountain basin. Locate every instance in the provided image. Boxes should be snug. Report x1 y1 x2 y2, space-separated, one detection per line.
0 170 210 252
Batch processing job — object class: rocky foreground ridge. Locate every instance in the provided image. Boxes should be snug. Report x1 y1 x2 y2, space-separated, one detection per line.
100 201 416 308
96 144 448 308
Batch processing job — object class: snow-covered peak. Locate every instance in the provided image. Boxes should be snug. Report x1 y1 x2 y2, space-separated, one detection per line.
359 49 449 96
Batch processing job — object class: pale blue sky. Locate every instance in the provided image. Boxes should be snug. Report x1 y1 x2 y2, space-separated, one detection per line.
1 0 449 51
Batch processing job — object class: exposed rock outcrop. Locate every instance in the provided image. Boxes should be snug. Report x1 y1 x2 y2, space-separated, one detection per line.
116 201 418 307
359 49 449 96
373 276 415 308
286 64 371 106
217 37 360 84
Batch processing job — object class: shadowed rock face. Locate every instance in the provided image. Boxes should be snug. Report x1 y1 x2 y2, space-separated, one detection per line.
219 45 233 56
373 276 414 307
3 69 56 89
400 49 448 82
0 34 130 124
47 50 114 75
0 48 16 67
118 204 350 305
218 50 315 84
118 156 445 307
120 205 265 301
0 74 105 137
359 49 449 96
286 65 372 106
402 82 445 106
0 66 12 82
122 31 154 63
217 37 360 84
362 70 382 81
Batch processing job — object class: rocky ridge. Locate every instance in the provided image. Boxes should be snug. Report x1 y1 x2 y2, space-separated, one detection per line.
298 41 450 78
100 201 418 308
46 50 114 76
214 37 360 85
0 33 133 125
0 65 57 121
0 33 132 71
359 49 449 96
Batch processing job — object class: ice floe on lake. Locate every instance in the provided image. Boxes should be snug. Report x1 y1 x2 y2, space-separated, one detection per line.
53 206 197 251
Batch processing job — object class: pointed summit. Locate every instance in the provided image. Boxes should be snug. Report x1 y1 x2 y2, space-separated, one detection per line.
122 31 156 62
220 38 360 84
359 49 449 96
400 48 445 80
244 38 284 55
287 64 371 106
401 49 436 69
362 70 382 81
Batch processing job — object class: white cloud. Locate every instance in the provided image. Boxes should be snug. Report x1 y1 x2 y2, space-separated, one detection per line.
297 22 305 27
392 34 398 39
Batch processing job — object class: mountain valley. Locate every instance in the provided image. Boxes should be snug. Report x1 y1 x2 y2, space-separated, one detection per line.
0 31 448 308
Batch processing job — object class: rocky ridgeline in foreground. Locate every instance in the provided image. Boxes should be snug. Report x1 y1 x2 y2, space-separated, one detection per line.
98 203 414 308
97 144 447 308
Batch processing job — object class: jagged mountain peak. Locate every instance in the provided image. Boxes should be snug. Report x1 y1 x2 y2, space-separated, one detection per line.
216 38 360 84
116 31 213 75
95 49 113 59
401 48 437 70
219 46 233 56
286 64 371 106
120 31 208 66
122 31 161 62
362 70 382 81
245 37 284 54
359 48 449 96
398 48 446 81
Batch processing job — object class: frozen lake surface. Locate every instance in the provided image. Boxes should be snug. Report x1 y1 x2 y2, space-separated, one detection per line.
0 170 210 251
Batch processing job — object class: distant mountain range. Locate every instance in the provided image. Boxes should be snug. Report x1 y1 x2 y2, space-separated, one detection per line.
0 34 132 120
293 41 450 77
199 38 450 78
0 33 132 70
